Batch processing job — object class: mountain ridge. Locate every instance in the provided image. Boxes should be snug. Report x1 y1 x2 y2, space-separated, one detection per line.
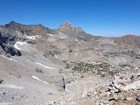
114 34 140 47
0 21 140 105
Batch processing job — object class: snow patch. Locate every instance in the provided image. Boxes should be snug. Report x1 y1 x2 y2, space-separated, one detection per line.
32 76 49 84
74 53 78 57
35 62 55 69
25 35 41 40
48 34 53 37
14 41 29 51
0 84 24 89
55 55 58 58
25 35 36 40
75 39 81 44
0 55 16 61
81 40 85 43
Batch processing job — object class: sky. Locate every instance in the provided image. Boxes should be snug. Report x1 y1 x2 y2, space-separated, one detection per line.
0 0 140 36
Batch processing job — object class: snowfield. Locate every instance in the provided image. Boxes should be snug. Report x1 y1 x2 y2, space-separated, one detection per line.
14 41 29 50
25 35 41 40
0 84 24 89
32 76 49 84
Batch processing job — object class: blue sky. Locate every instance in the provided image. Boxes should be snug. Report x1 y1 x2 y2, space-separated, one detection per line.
0 0 140 36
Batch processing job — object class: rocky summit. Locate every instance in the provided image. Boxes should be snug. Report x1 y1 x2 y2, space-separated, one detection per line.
0 21 140 105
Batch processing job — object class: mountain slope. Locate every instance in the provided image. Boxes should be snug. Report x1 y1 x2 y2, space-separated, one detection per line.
114 35 140 47
0 21 140 105
57 22 101 42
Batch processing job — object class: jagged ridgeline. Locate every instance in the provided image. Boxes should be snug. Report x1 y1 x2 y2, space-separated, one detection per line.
0 21 140 105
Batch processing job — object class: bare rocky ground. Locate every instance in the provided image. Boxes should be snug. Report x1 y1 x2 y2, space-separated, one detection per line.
0 21 140 105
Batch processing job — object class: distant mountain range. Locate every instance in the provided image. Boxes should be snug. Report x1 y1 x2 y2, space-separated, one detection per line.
1 21 139 46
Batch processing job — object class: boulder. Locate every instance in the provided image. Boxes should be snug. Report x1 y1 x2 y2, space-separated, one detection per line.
136 96 140 102
0 79 3 84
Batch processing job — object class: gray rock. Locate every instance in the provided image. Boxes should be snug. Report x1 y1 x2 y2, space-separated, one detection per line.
136 96 140 102
0 42 21 56
0 79 3 84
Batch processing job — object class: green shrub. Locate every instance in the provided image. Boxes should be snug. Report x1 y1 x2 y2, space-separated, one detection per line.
65 63 72 69
49 51 55 57
63 61 117 76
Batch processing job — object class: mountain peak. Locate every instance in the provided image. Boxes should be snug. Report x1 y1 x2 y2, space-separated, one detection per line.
8 21 20 25
60 21 75 28
58 21 84 33
5 21 21 28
